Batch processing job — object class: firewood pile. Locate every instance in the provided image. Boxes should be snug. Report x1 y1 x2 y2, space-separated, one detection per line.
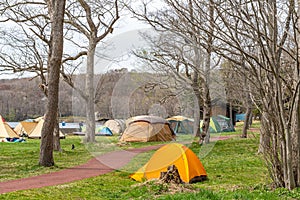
159 165 182 184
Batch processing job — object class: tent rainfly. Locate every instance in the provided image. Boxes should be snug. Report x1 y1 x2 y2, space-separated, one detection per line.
130 143 207 183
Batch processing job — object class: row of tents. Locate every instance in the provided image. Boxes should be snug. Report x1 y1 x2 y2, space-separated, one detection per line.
104 115 235 136
113 115 235 143
167 115 235 134
0 115 65 141
0 114 234 142
14 117 65 138
73 115 235 143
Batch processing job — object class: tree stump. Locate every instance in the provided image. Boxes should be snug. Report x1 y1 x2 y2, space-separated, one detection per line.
159 165 182 184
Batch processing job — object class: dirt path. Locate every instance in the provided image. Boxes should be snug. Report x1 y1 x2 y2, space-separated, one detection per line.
0 136 232 194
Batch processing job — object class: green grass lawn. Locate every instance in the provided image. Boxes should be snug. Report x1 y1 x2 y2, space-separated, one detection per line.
0 136 93 182
1 126 300 199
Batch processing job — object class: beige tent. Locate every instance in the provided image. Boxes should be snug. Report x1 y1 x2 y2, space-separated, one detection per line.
120 115 175 142
14 121 38 136
29 117 65 139
104 119 126 135
0 115 19 138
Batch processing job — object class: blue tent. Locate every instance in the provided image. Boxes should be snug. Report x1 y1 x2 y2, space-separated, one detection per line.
96 126 113 136
236 114 246 121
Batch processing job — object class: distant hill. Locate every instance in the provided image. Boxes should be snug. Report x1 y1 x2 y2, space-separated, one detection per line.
0 71 194 121
0 77 72 121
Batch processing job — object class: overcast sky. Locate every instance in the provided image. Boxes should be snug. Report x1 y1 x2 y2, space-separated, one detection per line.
0 6 154 79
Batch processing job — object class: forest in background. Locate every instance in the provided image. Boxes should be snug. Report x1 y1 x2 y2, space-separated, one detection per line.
0 69 208 122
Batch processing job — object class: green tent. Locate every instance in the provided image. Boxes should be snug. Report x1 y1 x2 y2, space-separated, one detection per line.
200 117 222 133
213 115 235 132
167 116 194 134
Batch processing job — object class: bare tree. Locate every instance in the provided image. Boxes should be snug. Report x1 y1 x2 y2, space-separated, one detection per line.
0 0 120 147
221 60 254 138
213 0 298 189
0 1 66 152
130 0 300 189
62 0 119 143
128 0 218 143
38 0 66 166
295 0 300 186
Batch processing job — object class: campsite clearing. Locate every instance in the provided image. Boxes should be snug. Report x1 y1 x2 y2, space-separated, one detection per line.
1 127 300 199
0 124 300 200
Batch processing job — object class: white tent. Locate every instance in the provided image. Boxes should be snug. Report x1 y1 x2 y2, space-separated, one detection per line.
104 119 126 135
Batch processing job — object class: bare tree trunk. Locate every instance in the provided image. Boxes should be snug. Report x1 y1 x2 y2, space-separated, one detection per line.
296 65 300 188
192 72 201 140
283 127 295 189
39 0 65 166
53 113 61 151
84 41 96 143
295 0 300 187
202 0 214 144
202 81 211 144
193 94 201 138
62 0 118 143
187 0 202 143
276 77 295 190
242 103 252 138
229 102 233 126
258 112 270 154
296 95 300 186
294 45 300 188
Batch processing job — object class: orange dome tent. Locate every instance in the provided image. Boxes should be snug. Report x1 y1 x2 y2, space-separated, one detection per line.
130 143 207 183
